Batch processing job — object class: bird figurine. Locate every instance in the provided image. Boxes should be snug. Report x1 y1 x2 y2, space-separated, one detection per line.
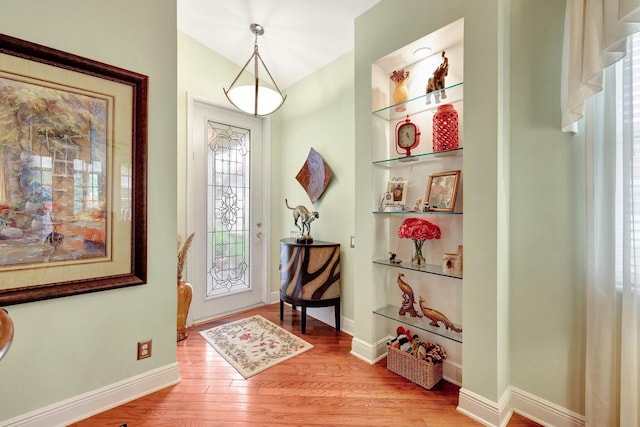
418 296 462 333
397 273 422 318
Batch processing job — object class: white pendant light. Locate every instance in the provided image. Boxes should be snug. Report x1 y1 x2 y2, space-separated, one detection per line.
224 23 286 117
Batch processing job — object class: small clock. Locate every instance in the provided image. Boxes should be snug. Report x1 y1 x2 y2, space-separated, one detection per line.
395 115 421 156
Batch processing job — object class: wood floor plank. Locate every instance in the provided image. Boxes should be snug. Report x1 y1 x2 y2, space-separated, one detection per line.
72 304 542 427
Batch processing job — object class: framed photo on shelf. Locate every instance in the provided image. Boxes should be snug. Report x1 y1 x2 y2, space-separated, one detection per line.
425 170 461 212
0 34 148 305
385 180 408 206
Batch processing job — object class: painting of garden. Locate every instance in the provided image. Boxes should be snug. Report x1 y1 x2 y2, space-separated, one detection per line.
0 76 109 267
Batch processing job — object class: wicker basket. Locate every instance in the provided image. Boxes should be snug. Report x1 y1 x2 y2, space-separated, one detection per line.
386 345 443 389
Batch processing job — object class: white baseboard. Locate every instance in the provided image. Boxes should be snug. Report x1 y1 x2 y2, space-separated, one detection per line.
1 363 180 427
457 387 511 427
272 291 354 336
270 290 280 304
350 334 585 427
341 316 355 336
350 336 389 364
443 360 462 387
458 386 586 427
510 387 585 427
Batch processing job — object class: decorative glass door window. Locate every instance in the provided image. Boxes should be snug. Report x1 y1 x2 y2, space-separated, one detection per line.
206 121 251 299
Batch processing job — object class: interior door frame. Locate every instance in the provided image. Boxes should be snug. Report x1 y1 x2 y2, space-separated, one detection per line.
185 93 271 324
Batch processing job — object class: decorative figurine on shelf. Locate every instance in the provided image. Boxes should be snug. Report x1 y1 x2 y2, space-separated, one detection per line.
422 201 430 212
285 199 318 244
442 244 463 274
413 198 422 212
397 273 422 318
379 193 390 212
425 51 449 104
389 252 402 264
418 296 463 333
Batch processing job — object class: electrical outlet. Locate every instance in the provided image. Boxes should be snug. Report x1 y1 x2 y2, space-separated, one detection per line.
137 339 152 360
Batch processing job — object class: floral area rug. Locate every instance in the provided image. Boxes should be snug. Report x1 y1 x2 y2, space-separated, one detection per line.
199 314 313 378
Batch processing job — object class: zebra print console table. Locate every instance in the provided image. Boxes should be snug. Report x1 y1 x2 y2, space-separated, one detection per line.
279 238 341 334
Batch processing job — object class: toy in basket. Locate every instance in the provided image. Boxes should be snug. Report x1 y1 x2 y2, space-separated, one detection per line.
387 326 446 389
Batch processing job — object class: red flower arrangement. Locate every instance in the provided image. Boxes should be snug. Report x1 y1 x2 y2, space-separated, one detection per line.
397 218 441 266
397 218 441 241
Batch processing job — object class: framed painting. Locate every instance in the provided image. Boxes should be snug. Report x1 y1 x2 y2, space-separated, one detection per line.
425 170 461 212
0 34 148 305
385 180 408 206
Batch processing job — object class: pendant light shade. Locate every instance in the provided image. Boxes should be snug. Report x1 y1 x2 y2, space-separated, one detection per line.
224 23 286 117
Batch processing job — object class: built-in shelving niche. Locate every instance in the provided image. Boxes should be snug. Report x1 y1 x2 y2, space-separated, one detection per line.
371 18 465 361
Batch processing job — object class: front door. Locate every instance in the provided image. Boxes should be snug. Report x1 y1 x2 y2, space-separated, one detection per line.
187 98 267 323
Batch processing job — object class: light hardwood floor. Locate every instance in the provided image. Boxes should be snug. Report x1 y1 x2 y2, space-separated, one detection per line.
73 304 541 426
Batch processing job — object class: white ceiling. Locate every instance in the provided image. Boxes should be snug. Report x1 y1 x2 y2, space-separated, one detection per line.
177 0 381 89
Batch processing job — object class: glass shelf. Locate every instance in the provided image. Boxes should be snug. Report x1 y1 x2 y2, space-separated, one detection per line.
374 210 463 215
373 259 462 279
374 304 463 343
373 147 462 167
372 82 463 121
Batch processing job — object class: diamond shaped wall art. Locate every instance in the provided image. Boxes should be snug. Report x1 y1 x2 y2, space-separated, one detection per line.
295 147 332 203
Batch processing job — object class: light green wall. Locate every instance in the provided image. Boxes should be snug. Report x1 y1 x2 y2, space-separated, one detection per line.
177 33 357 320
0 0 178 422
177 32 249 239
509 0 585 413
0 0 586 421
272 51 357 320
460 0 511 402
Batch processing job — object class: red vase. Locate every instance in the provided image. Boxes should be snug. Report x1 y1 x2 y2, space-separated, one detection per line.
432 103 459 152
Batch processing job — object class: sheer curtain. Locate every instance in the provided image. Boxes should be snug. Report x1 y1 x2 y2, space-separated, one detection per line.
563 1 640 426
584 53 639 427
562 0 640 132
